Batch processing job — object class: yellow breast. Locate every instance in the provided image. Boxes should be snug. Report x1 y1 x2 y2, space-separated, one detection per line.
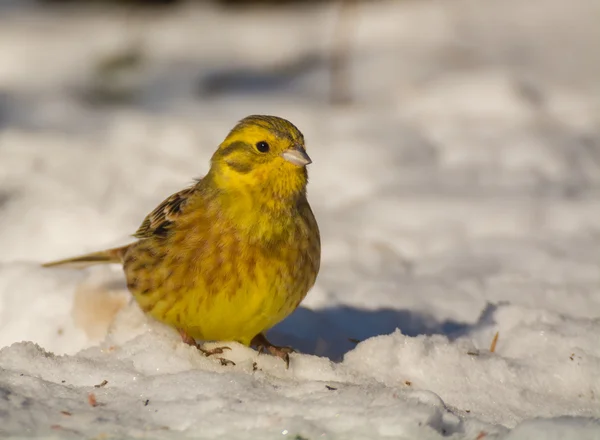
123 195 320 345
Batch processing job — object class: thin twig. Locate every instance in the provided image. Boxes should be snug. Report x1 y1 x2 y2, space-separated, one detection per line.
489 331 499 353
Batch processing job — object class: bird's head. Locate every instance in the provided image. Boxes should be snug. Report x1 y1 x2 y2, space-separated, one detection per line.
209 115 311 201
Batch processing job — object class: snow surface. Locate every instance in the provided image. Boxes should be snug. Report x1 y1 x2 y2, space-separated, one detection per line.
1 0 600 438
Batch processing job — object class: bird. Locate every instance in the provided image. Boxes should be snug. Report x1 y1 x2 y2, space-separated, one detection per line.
43 115 321 367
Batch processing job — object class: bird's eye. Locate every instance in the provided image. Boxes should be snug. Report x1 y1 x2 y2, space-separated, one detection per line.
256 141 270 153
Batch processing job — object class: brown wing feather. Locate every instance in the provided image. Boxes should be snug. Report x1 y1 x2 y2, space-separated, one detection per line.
133 186 197 239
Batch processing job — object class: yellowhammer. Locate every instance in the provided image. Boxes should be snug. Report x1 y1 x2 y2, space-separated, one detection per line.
44 115 321 366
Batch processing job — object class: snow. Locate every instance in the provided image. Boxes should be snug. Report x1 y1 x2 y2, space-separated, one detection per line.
1 0 600 438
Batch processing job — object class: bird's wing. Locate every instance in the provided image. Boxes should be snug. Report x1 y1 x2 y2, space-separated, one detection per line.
133 186 197 239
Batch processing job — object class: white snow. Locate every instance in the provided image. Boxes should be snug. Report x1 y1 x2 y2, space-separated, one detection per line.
1 0 600 438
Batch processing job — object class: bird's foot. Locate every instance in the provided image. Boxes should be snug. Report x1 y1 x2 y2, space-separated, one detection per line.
178 328 199 347
178 328 232 362
198 346 231 357
251 333 295 368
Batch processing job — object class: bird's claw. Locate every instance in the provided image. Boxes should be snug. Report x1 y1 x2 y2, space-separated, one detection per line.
252 334 295 368
178 330 234 364
198 346 231 357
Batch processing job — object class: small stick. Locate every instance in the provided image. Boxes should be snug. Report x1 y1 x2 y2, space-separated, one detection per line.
489 331 499 353
94 380 108 388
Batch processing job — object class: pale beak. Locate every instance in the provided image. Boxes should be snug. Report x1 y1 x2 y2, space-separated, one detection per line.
282 146 312 166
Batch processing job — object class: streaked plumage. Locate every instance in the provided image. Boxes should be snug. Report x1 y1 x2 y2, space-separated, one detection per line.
44 115 321 365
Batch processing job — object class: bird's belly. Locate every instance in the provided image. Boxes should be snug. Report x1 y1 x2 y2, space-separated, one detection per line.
179 277 302 345
127 246 314 346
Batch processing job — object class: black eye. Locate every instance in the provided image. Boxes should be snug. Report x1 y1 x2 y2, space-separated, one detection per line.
256 141 270 153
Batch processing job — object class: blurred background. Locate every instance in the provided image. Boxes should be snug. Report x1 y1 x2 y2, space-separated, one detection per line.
0 0 599 356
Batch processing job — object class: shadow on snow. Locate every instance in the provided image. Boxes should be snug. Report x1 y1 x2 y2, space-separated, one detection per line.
268 305 470 362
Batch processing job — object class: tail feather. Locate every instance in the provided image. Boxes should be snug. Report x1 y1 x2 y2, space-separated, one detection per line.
42 245 130 269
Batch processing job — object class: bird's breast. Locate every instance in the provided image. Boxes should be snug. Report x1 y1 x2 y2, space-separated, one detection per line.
124 199 320 343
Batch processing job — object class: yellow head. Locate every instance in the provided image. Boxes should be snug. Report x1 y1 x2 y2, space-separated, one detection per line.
208 115 311 201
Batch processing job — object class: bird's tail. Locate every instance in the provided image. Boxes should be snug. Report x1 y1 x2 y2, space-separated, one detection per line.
42 245 131 269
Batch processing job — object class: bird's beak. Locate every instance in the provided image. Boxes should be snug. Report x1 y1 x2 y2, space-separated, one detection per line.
282 146 312 166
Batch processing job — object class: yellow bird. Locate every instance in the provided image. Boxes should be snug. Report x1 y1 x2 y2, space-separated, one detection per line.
44 115 321 366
